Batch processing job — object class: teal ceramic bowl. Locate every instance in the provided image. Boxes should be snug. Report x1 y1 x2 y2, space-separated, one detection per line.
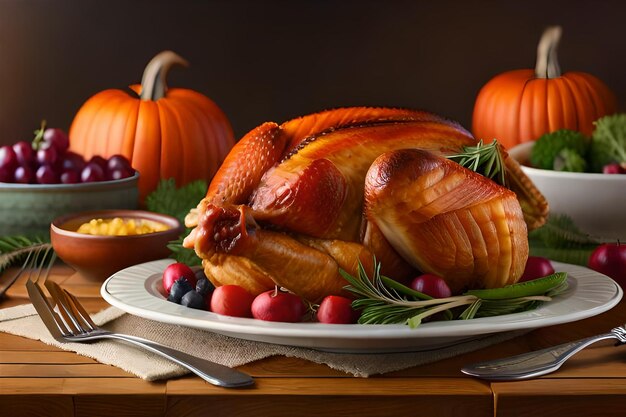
0 172 139 237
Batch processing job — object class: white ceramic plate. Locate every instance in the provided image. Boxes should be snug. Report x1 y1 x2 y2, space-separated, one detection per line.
101 259 622 353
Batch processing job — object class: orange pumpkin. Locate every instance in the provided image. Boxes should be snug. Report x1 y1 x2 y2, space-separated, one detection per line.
472 26 618 149
69 51 235 202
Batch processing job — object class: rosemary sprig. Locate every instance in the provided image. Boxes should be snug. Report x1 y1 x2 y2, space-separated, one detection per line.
341 262 477 327
446 139 507 186
341 259 567 328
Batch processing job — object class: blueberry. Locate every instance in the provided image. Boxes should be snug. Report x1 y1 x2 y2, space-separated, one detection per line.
195 276 215 296
181 290 207 310
168 278 194 304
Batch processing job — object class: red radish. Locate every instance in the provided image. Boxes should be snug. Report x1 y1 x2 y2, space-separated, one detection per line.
588 242 626 287
210 285 255 318
317 295 360 324
410 274 452 298
251 288 305 322
520 256 555 282
162 263 197 295
602 163 626 174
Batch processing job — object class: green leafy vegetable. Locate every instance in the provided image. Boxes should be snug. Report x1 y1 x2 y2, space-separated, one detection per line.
145 178 208 265
446 139 506 186
529 129 590 171
554 148 587 172
341 259 568 328
590 113 626 172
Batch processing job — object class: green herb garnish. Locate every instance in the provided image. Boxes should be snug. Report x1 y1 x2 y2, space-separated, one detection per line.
145 178 208 225
166 235 202 266
0 235 51 278
446 139 506 186
341 259 568 328
146 178 207 265
528 214 600 265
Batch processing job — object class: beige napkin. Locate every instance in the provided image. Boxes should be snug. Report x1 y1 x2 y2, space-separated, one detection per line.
0 304 525 380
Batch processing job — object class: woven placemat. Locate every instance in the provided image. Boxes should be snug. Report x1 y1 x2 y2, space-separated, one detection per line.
0 304 524 380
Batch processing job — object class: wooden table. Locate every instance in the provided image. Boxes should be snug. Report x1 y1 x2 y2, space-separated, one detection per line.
2 265 626 417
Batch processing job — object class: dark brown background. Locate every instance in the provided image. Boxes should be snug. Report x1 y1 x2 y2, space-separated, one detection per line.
0 0 624 144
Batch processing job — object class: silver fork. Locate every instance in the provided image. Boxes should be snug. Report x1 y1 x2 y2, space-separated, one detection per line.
462 326 626 380
24 249 254 388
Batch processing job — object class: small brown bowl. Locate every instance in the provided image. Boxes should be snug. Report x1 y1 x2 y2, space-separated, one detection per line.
50 209 184 281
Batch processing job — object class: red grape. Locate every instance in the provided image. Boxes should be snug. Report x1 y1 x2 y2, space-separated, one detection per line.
42 128 69 153
107 167 134 181
80 163 105 182
317 295 360 324
60 169 80 184
1 125 115 186
14 165 34 183
12 141 35 165
36 145 58 166
106 154 134 180
107 154 132 172
36 165 58 184
410 274 452 298
0 165 13 183
0 145 18 170
88 156 108 172
59 151 86 173
5 121 128 186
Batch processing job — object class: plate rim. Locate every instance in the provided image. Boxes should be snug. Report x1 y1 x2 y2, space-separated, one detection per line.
101 259 622 345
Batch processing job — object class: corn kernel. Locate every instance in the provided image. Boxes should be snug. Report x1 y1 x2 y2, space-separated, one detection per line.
76 217 168 236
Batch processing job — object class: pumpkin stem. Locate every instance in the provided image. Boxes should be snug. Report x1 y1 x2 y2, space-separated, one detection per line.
140 50 189 101
535 26 562 79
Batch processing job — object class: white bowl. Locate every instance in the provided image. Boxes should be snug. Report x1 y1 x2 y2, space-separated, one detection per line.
508 142 626 240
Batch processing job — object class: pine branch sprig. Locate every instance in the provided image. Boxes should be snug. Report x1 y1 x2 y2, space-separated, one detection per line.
0 235 51 281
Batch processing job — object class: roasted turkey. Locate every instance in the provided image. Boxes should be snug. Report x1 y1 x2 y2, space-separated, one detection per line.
184 107 548 302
